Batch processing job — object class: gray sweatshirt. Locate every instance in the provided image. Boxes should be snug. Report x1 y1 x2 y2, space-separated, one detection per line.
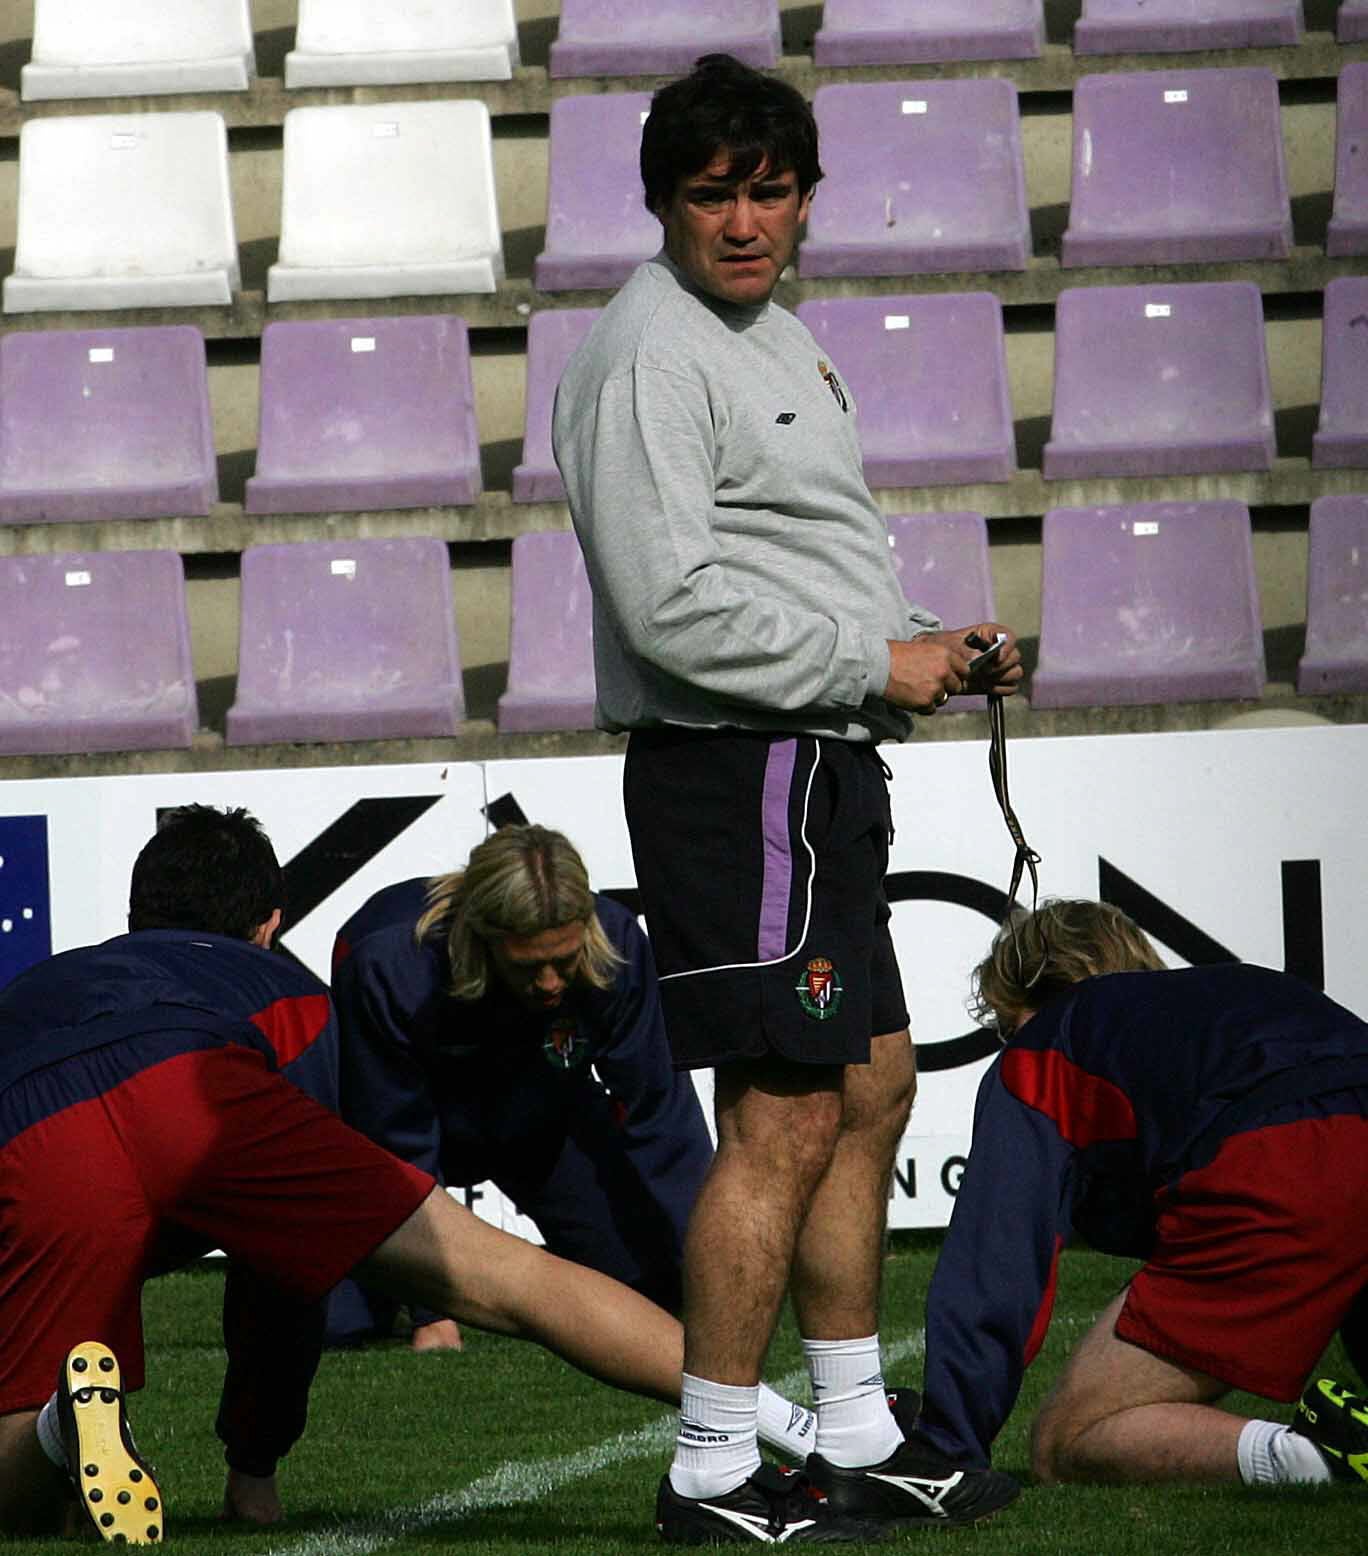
552 253 941 742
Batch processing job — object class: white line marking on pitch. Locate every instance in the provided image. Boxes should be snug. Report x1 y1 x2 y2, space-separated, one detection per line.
250 1333 926 1556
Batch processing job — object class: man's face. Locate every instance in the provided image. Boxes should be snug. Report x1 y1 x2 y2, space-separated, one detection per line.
488 921 586 1013
654 152 812 308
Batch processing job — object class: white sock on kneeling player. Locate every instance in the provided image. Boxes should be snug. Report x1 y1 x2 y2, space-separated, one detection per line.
1237 1419 1332 1485
669 1374 763 1500
35 1395 66 1469
758 1383 816 1463
805 1334 904 1469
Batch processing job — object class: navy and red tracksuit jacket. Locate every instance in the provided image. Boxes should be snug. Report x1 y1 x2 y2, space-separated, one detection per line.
917 963 1368 1468
0 929 338 1476
329 881 712 1325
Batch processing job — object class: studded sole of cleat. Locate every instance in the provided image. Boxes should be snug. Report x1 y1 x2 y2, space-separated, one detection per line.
61 1342 163 1545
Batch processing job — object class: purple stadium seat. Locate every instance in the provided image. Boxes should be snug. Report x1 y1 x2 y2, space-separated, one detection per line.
1298 496 1368 694
800 81 1030 279
1043 283 1274 481
1032 500 1265 707
1062 68 1292 268
1329 64 1368 258
1341 3 1368 42
549 0 780 77
813 0 1044 65
796 294 1016 489
244 317 480 516
0 551 196 755
1074 0 1302 54
226 538 464 745
1313 277 1368 469
496 531 597 733
513 309 601 503
534 95 660 292
0 326 216 523
886 511 996 711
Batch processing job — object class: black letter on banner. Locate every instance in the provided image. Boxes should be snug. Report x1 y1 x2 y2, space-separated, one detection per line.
893 1158 917 1200
484 793 530 830
883 871 1012 1073
277 796 443 937
1098 859 1237 965
940 1156 967 1197
1281 860 1324 991
1101 857 1326 990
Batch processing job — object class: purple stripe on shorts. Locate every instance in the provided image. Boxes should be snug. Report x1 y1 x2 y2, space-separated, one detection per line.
757 739 798 961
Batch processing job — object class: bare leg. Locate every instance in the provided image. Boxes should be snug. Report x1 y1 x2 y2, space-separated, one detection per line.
677 1059 844 1385
791 1031 916 1339
355 1187 683 1403
0 1409 73 1537
1032 1292 1243 1483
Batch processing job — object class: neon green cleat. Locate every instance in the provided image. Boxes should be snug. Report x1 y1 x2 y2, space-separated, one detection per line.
1291 1377 1368 1484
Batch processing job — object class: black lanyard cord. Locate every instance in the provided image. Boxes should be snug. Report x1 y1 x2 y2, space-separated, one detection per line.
986 693 1045 987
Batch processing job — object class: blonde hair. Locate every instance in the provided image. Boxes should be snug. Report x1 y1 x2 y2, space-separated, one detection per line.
970 898 1166 1037
415 825 621 1002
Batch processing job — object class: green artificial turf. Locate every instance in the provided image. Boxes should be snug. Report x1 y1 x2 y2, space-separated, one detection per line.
20 1236 1362 1554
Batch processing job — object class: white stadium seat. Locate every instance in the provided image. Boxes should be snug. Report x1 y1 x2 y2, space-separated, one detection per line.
286 0 519 86
268 101 504 302
3 112 240 314
22 0 254 100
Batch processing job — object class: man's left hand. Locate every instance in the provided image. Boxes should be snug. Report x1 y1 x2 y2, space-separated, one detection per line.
952 624 1024 699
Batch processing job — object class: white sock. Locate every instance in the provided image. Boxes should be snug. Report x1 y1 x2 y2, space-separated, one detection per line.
757 1383 816 1463
669 1374 763 1500
804 1334 903 1469
1237 1420 1332 1486
35 1395 66 1469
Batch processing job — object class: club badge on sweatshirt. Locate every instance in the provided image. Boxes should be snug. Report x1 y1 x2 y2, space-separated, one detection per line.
817 359 848 413
543 1015 589 1070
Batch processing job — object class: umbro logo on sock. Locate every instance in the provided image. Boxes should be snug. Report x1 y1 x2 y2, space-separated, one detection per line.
775 412 797 424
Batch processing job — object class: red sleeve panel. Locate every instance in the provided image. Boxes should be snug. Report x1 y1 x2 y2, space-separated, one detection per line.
249 994 332 1069
1001 1047 1138 1148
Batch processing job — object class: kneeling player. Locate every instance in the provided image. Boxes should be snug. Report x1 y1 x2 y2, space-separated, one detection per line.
0 807 816 1544
903 899 1368 1491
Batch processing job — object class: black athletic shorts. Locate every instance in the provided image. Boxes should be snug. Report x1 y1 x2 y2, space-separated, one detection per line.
623 728 910 1071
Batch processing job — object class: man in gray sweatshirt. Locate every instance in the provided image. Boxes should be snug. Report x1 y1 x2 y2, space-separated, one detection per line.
553 53 1023 1545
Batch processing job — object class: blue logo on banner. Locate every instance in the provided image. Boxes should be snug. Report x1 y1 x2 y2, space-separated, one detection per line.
0 817 52 991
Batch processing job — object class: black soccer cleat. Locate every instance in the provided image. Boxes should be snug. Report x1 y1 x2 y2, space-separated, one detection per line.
884 1387 921 1437
806 1432 1020 1530
656 1463 889 1544
1291 1377 1368 1483
57 1341 164 1544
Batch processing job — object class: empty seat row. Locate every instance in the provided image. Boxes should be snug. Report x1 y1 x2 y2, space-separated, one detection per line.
6 500 1365 756
2 277 1365 526
18 0 1368 101
5 66 1368 316
0 319 482 523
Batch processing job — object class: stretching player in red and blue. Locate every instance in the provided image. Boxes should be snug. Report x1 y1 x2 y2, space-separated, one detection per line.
881 899 1368 1509
0 808 814 1544
325 824 714 1351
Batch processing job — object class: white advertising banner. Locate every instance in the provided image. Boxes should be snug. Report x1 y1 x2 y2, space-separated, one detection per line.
1 722 1361 1230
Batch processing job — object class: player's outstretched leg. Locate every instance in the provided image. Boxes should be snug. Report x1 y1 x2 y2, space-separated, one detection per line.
1291 1378 1368 1483
57 1342 163 1544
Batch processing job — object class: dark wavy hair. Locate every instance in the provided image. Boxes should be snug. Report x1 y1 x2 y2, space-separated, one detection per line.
640 53 823 215
128 804 284 941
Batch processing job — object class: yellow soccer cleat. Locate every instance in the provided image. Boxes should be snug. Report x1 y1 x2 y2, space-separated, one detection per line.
56 1341 164 1543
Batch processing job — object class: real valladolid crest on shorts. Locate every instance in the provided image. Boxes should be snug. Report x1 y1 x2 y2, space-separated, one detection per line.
797 957 844 1020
